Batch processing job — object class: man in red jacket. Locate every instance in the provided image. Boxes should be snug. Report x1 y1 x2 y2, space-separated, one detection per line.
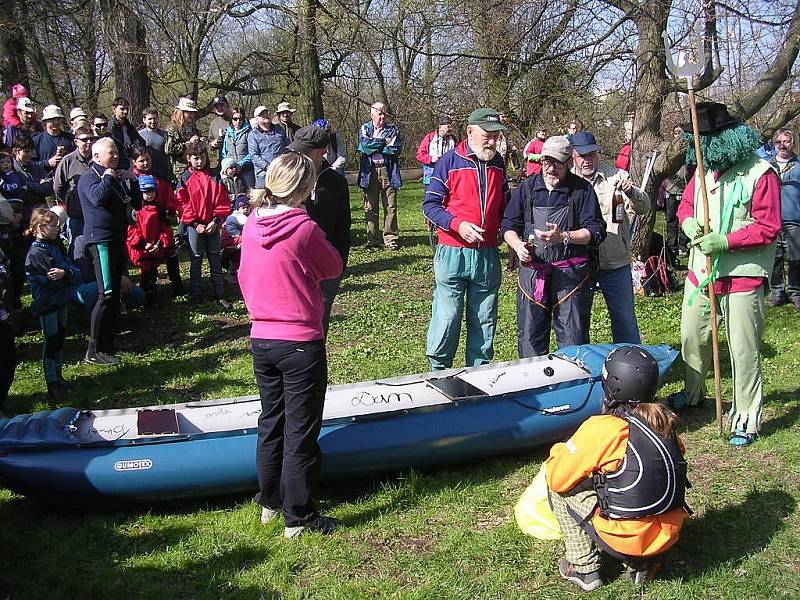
422 108 509 370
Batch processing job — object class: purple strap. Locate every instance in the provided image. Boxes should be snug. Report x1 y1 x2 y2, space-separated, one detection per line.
526 254 590 303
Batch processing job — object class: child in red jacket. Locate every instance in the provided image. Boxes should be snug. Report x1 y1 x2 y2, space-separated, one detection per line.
130 144 184 296
176 141 231 308
126 175 174 306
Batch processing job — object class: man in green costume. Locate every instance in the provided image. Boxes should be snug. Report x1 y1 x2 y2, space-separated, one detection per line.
669 102 781 447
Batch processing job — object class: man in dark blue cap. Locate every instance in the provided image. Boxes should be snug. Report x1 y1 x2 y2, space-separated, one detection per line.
572 131 650 344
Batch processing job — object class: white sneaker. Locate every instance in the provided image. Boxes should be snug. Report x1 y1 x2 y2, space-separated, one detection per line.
260 507 280 525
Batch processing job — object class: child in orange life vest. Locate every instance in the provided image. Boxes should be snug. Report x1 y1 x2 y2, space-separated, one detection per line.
545 346 689 591
126 175 173 306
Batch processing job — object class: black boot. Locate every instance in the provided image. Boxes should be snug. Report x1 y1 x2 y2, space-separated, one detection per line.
47 382 65 403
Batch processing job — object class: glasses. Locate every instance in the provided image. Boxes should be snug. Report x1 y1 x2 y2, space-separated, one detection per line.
231 116 243 121
94 122 108 128
541 158 565 169
76 137 93 143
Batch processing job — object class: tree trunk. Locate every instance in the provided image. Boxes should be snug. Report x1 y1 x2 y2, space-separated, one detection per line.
0 0 28 91
99 0 151 118
628 2 670 256
297 0 324 121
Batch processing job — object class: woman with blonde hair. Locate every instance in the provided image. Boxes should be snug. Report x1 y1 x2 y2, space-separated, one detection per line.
164 97 201 181
238 152 343 539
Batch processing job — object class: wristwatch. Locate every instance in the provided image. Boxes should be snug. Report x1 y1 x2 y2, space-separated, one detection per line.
562 230 572 247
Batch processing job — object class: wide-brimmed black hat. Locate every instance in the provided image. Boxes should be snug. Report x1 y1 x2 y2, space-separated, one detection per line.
686 101 740 135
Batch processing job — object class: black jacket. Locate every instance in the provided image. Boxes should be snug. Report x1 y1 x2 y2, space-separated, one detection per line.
305 164 351 268
110 118 146 170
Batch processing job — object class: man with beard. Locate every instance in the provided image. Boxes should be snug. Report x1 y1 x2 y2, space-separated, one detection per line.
501 136 606 357
571 131 649 345
668 102 780 448
422 108 509 370
4 97 41 146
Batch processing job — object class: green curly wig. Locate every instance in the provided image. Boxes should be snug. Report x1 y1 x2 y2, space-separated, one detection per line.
684 123 761 173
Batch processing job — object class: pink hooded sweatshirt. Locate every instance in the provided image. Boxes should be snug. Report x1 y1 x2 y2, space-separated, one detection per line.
238 206 343 341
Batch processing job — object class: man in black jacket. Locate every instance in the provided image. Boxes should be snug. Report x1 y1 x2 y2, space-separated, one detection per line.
109 97 146 170
77 137 141 365
286 125 351 334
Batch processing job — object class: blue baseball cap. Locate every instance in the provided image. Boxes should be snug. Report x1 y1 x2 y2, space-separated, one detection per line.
571 131 600 155
138 174 157 191
312 118 330 129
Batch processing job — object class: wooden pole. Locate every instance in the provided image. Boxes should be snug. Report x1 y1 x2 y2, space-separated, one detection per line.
687 89 724 436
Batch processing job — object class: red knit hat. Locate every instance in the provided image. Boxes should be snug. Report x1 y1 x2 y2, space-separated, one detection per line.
11 84 27 99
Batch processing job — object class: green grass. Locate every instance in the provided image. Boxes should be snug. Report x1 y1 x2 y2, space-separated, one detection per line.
1 183 799 599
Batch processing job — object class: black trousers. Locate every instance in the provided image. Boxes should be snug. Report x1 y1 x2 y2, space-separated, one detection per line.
87 240 125 354
517 263 592 357
664 193 687 254
251 338 327 526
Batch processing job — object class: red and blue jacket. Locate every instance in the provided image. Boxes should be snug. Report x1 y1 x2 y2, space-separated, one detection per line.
422 139 509 248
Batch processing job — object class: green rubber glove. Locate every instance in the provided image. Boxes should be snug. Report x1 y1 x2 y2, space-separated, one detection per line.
691 232 728 255
681 217 703 241
527 153 542 163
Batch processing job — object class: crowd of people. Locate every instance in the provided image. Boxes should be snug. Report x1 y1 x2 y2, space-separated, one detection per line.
0 86 793 589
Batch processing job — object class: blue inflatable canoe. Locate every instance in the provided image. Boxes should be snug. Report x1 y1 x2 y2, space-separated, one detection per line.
0 344 678 505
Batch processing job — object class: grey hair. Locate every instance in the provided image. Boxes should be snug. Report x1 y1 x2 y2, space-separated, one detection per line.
91 136 116 157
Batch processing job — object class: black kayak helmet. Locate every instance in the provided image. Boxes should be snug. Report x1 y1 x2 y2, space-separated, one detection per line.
602 346 660 408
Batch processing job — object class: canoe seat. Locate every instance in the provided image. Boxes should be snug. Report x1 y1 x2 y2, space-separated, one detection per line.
427 376 488 400
138 409 180 436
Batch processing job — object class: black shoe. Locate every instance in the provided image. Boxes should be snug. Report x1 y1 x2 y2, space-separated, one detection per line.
216 298 232 311
284 513 338 539
172 281 187 297
47 383 66 402
84 351 119 366
625 561 661 584
56 377 73 391
558 559 602 592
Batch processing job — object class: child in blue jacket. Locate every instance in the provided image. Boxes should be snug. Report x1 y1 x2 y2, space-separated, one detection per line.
25 208 81 401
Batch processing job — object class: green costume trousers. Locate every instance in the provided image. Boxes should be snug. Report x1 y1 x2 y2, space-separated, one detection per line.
680 279 765 434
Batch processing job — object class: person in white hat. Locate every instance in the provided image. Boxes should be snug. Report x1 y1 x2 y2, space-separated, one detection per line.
247 105 288 188
109 97 145 170
165 97 201 181
33 105 74 174
4 96 40 146
274 101 299 142
69 107 88 129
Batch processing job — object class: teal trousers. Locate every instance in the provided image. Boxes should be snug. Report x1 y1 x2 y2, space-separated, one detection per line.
426 245 501 370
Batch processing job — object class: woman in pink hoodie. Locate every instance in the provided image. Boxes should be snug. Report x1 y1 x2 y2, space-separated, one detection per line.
238 151 343 539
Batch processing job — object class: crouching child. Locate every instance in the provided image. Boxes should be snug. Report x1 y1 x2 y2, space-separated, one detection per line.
545 346 690 591
126 175 174 306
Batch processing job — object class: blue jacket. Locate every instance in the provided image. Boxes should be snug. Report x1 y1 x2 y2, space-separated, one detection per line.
25 238 81 316
247 125 288 187
222 123 253 169
774 154 800 225
33 130 75 173
357 121 402 189
78 163 140 244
